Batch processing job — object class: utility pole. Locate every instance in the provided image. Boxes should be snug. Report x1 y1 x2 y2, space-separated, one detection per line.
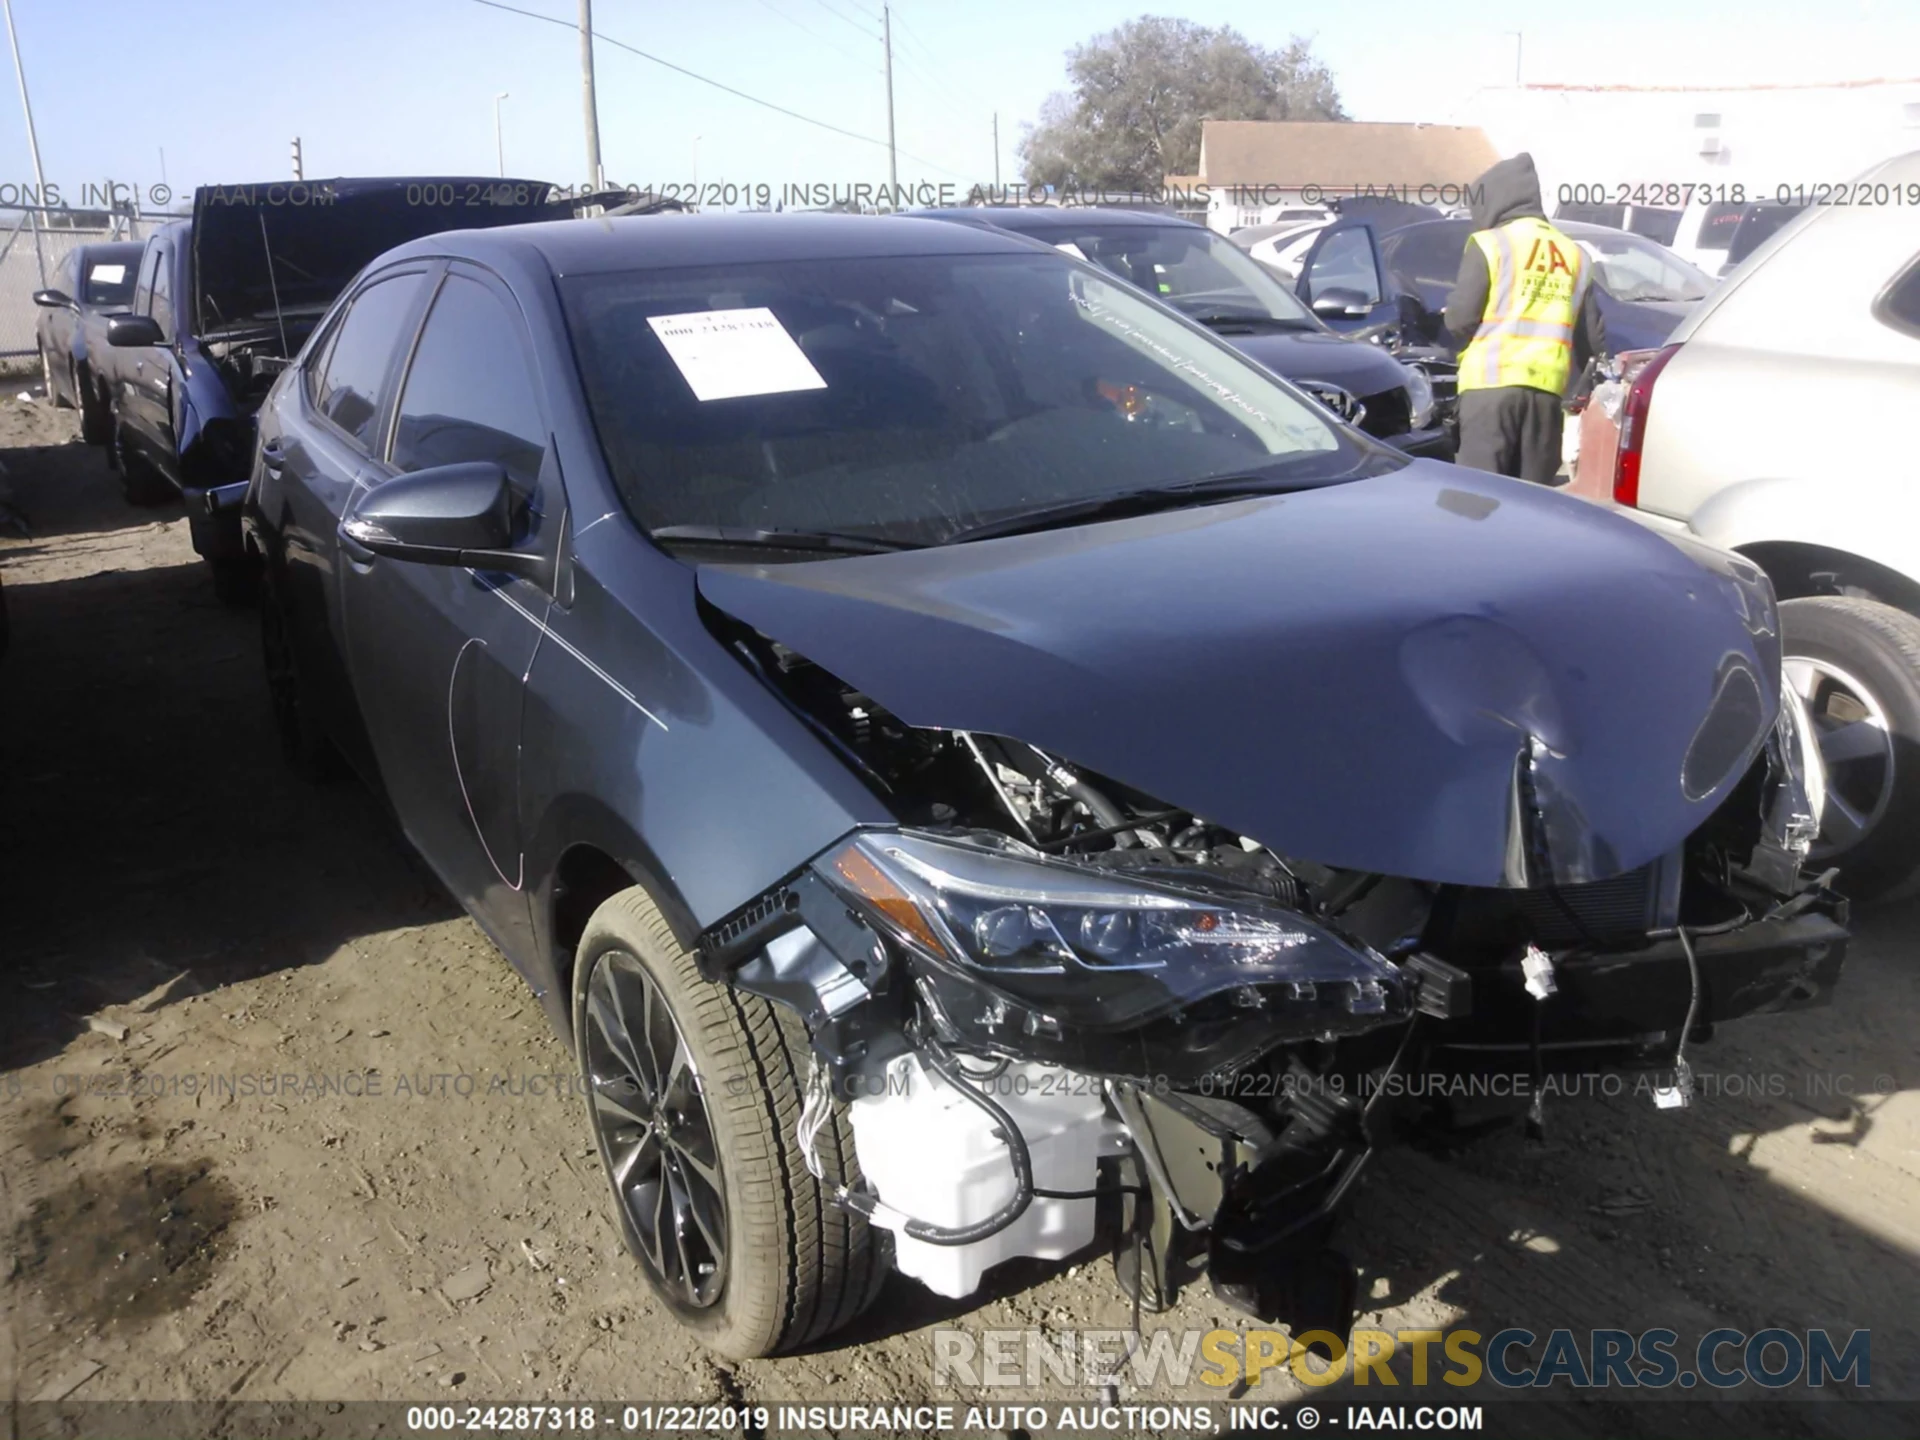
882 4 897 201
291 136 304 181
992 112 1000 188
2 0 49 284
581 0 604 190
495 92 510 177
1507 30 1524 86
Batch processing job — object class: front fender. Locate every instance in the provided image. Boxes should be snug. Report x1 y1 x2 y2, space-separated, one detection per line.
1688 476 1920 590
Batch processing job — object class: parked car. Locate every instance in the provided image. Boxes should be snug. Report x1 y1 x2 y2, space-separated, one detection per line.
101 177 567 600
1607 150 1920 900
1667 196 1752 273
1552 200 1683 248
918 206 1452 458
1375 216 1713 357
1718 200 1806 276
246 211 1842 1358
32 240 143 443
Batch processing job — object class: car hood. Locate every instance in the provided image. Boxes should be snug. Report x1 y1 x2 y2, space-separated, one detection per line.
697 465 1783 889
191 177 563 334
1213 328 1410 399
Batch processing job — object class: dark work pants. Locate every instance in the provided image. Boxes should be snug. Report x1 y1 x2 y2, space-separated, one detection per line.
1457 386 1565 484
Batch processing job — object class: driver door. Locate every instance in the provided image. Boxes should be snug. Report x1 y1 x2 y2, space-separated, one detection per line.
336 264 560 971
1295 220 1397 337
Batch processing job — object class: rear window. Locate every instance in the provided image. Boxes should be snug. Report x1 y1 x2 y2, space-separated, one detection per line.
82 258 136 307
1627 208 1681 246
1694 201 1746 251
1556 202 1626 229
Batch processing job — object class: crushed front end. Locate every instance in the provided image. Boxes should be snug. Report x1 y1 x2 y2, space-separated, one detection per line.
695 636 1846 1333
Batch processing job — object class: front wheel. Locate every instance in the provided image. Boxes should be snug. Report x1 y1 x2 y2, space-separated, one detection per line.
572 887 888 1358
1779 596 1920 902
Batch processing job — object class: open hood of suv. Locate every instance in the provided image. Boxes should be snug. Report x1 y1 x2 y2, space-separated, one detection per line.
698 465 1784 889
191 176 564 334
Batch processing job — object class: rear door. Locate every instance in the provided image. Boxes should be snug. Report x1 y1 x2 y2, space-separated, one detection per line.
1295 220 1397 336
264 265 436 778
121 239 175 472
336 263 560 968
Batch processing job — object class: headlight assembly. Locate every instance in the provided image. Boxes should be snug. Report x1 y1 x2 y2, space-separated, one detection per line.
1401 362 1435 431
813 831 1412 1073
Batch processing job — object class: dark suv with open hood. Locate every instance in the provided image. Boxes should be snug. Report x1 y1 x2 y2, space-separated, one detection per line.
246 212 1844 1359
103 177 568 599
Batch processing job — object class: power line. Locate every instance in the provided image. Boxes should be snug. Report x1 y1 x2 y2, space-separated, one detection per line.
749 0 880 72
468 0 971 180
805 0 879 40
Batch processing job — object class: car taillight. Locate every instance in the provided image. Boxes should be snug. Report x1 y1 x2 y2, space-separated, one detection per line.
1611 343 1681 508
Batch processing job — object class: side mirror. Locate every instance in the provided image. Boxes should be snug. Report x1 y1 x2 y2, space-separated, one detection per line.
32 288 75 309
339 462 551 584
1310 290 1375 319
107 313 165 347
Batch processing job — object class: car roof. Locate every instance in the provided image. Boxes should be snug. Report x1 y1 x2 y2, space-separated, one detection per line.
383 212 1050 278
914 206 1198 234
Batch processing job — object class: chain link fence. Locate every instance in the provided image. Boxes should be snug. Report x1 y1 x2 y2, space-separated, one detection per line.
0 207 176 362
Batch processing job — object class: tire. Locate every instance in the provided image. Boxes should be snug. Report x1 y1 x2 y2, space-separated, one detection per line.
77 367 111 445
572 887 889 1358
260 565 336 781
41 345 68 408
114 423 171 506
1778 596 1920 903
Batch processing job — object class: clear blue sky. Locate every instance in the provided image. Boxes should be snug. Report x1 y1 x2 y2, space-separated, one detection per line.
1 0 1910 203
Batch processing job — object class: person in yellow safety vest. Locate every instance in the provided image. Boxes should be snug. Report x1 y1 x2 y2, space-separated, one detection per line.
1443 153 1607 483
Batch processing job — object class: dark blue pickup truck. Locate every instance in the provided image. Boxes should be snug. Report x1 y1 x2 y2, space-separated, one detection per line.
99 177 569 600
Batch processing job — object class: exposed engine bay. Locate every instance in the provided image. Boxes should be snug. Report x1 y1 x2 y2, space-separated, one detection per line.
697 620 1848 1332
206 323 312 411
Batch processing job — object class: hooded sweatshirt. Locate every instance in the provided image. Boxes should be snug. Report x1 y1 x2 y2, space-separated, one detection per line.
1443 153 1605 378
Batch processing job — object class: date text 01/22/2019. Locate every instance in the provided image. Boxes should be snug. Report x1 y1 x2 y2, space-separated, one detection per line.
1559 181 1920 208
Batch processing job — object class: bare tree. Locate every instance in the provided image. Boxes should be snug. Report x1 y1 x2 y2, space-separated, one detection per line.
1020 17 1345 191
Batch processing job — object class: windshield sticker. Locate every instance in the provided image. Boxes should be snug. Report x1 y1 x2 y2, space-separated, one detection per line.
1054 242 1089 261
89 264 127 284
646 307 828 402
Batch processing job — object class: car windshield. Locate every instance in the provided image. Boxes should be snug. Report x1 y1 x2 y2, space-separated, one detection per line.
1047 225 1319 327
562 251 1371 549
1575 230 1714 303
82 258 136 307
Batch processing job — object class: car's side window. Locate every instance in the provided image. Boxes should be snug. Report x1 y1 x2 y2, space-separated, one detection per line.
1308 228 1383 305
390 274 547 490
131 247 157 317
147 246 173 341
304 311 346 408
314 273 429 450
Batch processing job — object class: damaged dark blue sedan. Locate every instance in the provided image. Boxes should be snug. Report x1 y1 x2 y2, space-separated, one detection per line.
243 213 1845 1359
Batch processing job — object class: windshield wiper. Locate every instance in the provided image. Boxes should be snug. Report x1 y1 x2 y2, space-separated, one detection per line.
647 523 912 555
937 474 1313 546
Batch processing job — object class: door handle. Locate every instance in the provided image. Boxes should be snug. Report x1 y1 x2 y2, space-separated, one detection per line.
260 441 286 475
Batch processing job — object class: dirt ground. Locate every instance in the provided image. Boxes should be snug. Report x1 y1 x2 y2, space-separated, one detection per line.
1 399 1916 1438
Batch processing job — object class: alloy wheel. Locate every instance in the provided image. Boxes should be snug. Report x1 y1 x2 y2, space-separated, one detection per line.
582 951 729 1309
1784 655 1896 861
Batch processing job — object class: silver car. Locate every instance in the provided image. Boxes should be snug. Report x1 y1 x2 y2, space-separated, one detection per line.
1614 149 1920 899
